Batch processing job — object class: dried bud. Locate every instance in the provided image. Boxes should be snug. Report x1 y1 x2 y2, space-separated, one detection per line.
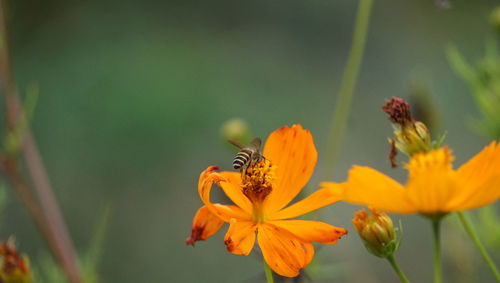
382 97 413 127
382 97 433 162
0 241 32 283
353 207 398 258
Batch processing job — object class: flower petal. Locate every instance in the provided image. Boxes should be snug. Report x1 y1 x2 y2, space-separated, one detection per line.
262 125 317 214
456 176 500 210
405 147 462 213
270 187 341 220
302 241 314 267
224 220 257 255
268 220 347 244
218 171 253 215
323 166 415 213
257 223 313 277
198 166 251 221
452 142 500 209
457 142 500 187
185 205 225 246
212 203 250 220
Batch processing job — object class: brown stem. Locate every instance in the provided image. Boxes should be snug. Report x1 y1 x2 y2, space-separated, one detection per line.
22 132 82 283
0 155 68 272
0 1 81 282
0 155 47 234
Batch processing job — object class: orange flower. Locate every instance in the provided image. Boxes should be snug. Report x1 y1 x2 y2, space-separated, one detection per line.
322 143 500 214
186 125 347 277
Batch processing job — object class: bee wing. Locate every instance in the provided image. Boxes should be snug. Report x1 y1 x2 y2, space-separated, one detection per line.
249 137 262 151
228 139 246 149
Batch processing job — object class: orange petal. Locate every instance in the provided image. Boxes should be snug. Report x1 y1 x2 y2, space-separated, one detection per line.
262 125 317 214
212 203 250 220
224 220 257 255
270 187 341 220
257 223 313 277
324 166 415 214
218 171 242 186
455 176 500 210
457 142 500 187
198 166 251 221
218 171 253 215
405 148 462 213
268 220 347 244
302 241 314 267
185 205 224 246
452 142 500 209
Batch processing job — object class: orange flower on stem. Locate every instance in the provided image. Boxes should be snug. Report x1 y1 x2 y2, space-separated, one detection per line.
186 125 347 277
322 142 500 214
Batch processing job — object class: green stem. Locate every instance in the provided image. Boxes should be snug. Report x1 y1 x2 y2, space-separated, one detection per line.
432 219 442 283
321 0 373 180
387 254 411 283
457 211 500 282
264 261 274 283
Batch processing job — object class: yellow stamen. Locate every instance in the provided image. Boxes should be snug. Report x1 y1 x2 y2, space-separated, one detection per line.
241 159 275 222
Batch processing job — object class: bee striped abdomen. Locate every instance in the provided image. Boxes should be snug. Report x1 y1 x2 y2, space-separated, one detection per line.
233 149 252 169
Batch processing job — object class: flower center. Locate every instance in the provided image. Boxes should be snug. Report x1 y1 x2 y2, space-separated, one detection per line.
241 159 275 222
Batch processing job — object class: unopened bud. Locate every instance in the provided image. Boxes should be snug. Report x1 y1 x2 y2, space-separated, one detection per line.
491 7 500 33
220 118 251 145
353 207 398 258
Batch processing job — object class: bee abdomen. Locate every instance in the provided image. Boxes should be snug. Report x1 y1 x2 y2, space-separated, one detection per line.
233 150 252 169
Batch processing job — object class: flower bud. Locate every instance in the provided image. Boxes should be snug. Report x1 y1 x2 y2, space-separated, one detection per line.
220 118 251 145
382 97 433 164
0 241 32 283
353 207 398 258
491 7 500 33
392 120 432 157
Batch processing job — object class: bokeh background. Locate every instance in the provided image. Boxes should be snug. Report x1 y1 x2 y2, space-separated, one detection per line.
1 0 499 282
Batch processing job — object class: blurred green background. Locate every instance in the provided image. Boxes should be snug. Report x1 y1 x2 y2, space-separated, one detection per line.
1 0 499 282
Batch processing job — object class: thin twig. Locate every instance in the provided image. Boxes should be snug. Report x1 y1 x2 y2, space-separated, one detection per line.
0 154 46 233
457 211 500 282
0 1 81 282
320 0 373 180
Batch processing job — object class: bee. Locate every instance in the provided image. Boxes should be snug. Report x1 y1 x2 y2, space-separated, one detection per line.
228 137 263 170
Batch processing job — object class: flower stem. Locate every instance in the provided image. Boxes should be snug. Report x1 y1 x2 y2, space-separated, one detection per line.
263 261 274 283
0 1 81 282
457 211 500 282
431 219 442 283
321 0 373 180
387 254 411 283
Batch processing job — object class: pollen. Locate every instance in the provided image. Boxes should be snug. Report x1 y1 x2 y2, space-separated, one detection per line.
241 159 275 204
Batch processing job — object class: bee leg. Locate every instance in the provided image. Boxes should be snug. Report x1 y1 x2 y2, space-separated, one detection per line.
252 154 262 163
